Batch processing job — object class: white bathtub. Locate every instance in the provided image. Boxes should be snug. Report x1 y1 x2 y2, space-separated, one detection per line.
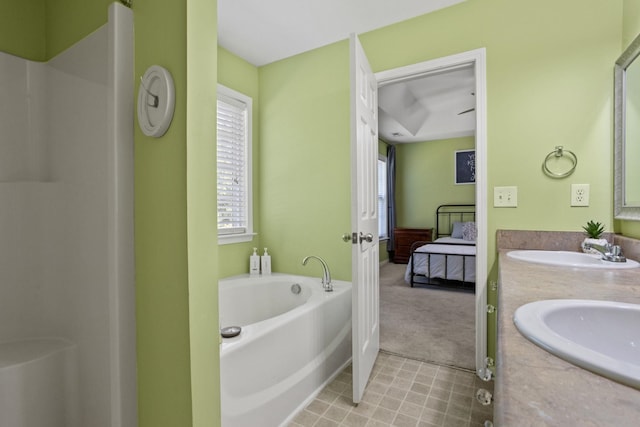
219 274 352 427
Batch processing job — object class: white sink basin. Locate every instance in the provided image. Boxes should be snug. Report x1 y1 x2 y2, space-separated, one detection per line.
514 299 640 389
507 250 639 269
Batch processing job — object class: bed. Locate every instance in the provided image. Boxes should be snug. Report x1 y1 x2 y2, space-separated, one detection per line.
404 204 476 291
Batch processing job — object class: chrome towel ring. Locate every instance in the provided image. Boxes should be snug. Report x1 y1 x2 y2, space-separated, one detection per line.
542 146 577 178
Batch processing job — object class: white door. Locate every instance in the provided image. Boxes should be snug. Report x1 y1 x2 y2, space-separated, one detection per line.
350 34 380 404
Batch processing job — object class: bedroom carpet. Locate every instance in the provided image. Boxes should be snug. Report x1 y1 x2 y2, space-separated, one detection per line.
379 262 475 370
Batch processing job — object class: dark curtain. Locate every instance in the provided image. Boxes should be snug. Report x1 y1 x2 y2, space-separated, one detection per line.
386 144 397 260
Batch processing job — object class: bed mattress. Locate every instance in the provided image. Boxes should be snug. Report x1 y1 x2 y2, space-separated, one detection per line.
404 237 476 284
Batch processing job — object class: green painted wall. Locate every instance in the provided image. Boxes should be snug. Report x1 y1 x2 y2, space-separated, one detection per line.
380 239 389 263
0 0 45 60
133 0 193 423
135 0 220 425
217 47 262 278
187 1 219 425
396 137 475 229
260 40 352 280
624 0 640 48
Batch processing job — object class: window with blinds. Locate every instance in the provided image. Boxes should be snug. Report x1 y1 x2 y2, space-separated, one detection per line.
217 85 253 242
378 155 388 239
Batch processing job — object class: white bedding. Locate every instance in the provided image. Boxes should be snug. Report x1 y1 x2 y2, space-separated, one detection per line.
404 237 476 284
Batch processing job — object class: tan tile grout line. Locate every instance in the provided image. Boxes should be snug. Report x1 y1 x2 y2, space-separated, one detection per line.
379 349 476 375
290 353 493 427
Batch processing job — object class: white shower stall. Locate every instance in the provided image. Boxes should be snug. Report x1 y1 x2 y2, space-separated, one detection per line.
0 3 136 426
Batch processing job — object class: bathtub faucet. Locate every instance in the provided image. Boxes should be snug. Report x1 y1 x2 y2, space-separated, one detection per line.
302 255 333 292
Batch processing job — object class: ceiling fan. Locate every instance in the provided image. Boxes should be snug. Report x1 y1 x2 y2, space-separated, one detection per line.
457 91 475 115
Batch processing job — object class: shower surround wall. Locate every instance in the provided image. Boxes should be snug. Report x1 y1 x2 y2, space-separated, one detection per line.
0 4 136 427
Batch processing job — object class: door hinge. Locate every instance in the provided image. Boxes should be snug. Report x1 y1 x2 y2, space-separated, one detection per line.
478 366 494 381
475 388 493 406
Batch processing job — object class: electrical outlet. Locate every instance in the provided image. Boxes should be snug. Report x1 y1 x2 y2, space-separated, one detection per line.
571 184 590 206
494 186 518 207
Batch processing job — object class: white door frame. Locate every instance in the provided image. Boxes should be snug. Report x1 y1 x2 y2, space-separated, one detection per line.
375 48 488 377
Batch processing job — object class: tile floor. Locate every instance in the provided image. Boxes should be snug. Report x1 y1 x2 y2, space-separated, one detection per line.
288 352 493 427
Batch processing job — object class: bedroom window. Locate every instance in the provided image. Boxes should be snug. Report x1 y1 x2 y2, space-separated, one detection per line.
378 155 388 239
217 84 254 244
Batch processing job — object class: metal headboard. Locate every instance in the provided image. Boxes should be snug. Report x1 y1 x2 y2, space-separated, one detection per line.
435 204 476 238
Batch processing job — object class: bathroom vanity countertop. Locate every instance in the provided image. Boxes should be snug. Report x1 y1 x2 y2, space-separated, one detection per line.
495 250 640 426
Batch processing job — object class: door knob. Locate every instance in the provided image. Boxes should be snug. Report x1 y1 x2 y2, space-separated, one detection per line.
343 232 374 244
359 232 374 243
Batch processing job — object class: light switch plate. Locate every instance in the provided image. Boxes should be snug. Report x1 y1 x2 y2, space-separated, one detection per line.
494 186 518 207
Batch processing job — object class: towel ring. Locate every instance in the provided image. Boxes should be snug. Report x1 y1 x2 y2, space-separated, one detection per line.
542 146 577 178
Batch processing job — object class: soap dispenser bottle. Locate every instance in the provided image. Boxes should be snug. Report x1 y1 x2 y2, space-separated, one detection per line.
261 248 272 275
249 248 260 275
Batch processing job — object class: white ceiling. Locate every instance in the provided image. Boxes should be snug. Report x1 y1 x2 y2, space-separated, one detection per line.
218 0 465 67
379 65 476 144
218 0 474 144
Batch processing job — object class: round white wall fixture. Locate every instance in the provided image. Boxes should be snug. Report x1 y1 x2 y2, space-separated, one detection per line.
137 65 175 137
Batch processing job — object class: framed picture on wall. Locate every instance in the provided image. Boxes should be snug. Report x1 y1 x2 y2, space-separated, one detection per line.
455 149 476 184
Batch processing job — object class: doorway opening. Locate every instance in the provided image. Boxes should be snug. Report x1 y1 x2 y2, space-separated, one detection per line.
375 48 488 377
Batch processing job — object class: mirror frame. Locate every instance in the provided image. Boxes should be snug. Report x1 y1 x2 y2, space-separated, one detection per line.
615 33 640 220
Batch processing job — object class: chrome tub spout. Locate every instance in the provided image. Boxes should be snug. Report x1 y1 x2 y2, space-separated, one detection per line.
302 255 332 291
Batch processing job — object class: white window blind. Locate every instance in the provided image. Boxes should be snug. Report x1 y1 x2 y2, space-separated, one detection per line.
217 86 252 238
378 156 388 239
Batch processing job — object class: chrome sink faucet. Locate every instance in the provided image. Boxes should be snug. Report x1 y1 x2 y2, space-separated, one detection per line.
583 242 627 263
302 255 333 291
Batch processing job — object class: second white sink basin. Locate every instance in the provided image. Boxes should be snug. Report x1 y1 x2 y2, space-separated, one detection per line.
514 299 640 389
507 250 639 269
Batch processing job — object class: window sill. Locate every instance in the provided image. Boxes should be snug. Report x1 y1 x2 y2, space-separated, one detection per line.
218 232 257 245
